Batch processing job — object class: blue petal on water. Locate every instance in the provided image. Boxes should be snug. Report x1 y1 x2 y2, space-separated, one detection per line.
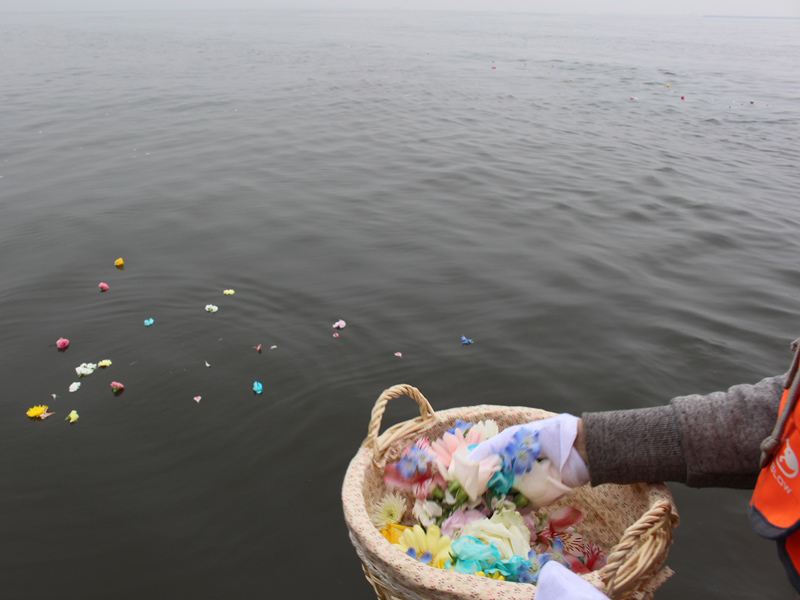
253 381 263 394
461 335 473 345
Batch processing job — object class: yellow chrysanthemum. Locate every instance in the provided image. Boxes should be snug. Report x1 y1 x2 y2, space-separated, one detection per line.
370 492 407 528
379 523 410 545
394 525 452 569
27 405 48 419
475 571 505 580
98 359 112 368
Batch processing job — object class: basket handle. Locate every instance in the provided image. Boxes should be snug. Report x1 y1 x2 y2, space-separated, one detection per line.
362 384 437 467
596 499 678 600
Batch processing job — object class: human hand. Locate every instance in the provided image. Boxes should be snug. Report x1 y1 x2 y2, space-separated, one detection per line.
467 414 589 507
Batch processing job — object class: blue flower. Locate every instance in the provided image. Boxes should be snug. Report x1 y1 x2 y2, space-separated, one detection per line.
405 547 434 565
500 430 541 476
397 455 417 479
488 470 515 496
525 538 571 583
408 446 432 474
446 419 474 435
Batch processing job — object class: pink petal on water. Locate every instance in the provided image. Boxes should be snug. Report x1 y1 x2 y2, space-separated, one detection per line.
98 282 109 292
110 381 125 392
394 352 403 358
193 396 201 403
56 337 70 350
254 344 262 353
332 319 346 329
39 411 55 420
332 332 339 338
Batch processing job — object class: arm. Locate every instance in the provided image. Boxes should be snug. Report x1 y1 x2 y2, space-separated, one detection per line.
578 375 784 489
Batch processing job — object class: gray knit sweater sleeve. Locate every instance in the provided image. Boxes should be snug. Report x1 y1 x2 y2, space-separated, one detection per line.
581 375 785 489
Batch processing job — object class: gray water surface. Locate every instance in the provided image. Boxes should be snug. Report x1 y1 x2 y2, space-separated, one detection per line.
1 10 799 599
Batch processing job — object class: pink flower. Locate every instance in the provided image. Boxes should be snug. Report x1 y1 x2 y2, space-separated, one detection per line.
548 506 584 531
110 381 125 392
56 337 69 350
430 430 468 471
98 282 109 292
384 463 446 500
440 507 486 538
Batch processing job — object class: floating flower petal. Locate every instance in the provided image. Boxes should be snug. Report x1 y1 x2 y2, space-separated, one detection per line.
75 362 98 377
394 352 403 358
461 335 473 346
332 332 339 338
144 318 154 327
332 319 346 329
114 257 124 268
56 337 70 350
205 304 219 313
27 405 48 419
254 344 262 353
39 410 55 420
223 289 235 295
98 282 109 292
253 381 263 395
69 382 81 393
193 396 202 403
66 410 79 423
97 359 112 368
110 381 125 393
204 360 211 368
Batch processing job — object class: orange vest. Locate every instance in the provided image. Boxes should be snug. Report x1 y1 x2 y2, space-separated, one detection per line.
750 340 800 592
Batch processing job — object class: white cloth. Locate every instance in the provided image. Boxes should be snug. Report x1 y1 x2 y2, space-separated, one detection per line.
535 562 610 600
467 414 590 488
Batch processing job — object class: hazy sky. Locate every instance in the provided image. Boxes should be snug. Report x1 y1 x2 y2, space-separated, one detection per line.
3 0 799 17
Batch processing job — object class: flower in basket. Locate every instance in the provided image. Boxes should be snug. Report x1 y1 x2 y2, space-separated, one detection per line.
379 522 411 544
460 509 531 560
384 441 446 499
369 492 407 528
448 446 502 502
440 507 485 539
412 499 443 527
525 506 607 575
520 536 571 583
394 524 452 569
446 535 532 581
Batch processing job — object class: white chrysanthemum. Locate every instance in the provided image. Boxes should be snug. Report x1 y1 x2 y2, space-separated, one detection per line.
370 492 408 528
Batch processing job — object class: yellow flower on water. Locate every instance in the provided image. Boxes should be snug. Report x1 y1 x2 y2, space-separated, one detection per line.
66 410 79 424
114 257 124 267
98 359 112 368
394 524 452 569
379 523 410 545
474 571 505 580
27 405 48 419
223 289 235 296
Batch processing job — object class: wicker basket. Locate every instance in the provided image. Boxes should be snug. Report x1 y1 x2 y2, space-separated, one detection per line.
342 384 680 600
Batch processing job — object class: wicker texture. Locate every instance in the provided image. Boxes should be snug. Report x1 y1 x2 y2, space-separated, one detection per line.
343 384 679 600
